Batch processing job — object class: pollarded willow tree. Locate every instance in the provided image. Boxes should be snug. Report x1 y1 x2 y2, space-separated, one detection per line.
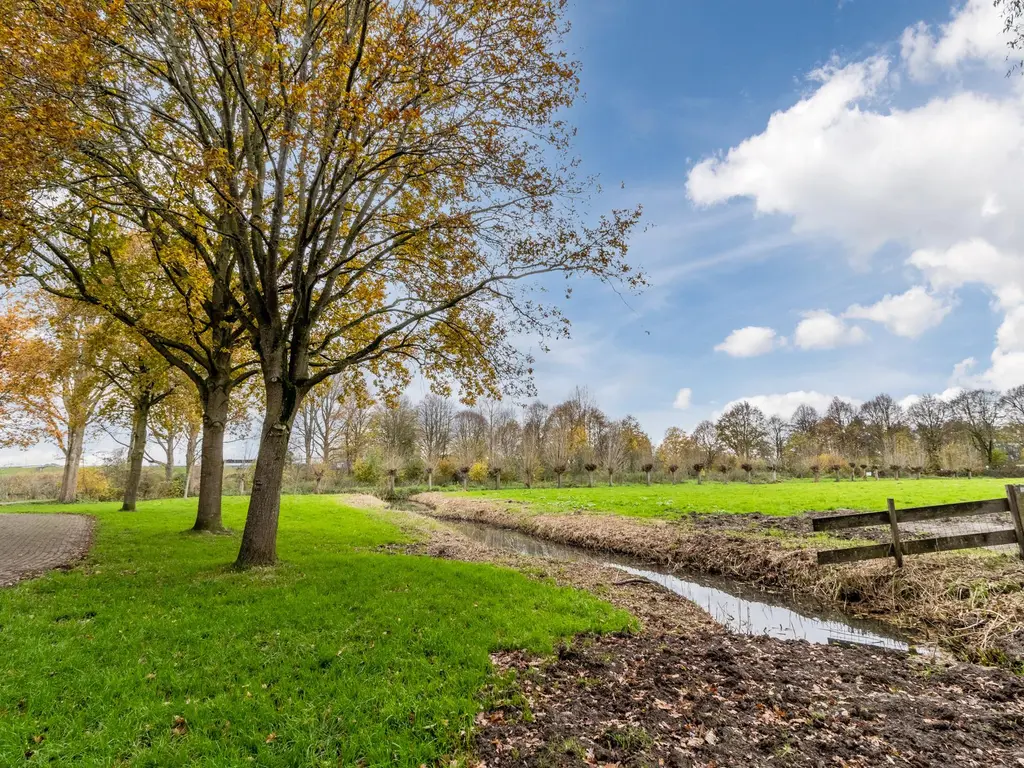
0 0 640 565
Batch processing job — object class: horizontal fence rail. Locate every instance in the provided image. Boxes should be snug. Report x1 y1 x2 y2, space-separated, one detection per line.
815 485 1024 567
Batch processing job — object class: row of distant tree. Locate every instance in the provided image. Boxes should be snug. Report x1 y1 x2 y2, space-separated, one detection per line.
285 385 1024 488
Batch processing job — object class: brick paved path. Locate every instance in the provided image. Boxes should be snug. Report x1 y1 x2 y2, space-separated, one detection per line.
0 514 93 587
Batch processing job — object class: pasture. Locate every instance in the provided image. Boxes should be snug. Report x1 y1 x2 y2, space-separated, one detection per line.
462 477 1024 518
0 496 628 766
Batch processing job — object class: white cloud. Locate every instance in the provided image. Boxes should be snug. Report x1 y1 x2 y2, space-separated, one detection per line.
673 387 693 410
686 0 1024 391
901 0 1009 80
843 286 954 338
909 239 1024 309
793 311 867 350
720 391 859 419
898 387 963 410
714 326 783 357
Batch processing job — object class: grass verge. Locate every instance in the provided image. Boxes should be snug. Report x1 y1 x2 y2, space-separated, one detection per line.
462 477 1024 517
0 496 629 766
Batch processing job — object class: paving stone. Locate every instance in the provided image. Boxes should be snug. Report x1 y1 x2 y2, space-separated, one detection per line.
0 513 93 587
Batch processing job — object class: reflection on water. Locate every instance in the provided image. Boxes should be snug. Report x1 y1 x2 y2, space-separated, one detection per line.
447 520 910 651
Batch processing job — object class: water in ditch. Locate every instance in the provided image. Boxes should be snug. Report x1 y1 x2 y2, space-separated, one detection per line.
444 519 913 652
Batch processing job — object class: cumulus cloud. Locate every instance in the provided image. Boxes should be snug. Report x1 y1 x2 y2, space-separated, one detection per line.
909 239 1024 309
713 326 783 357
901 0 1009 80
720 391 859 419
843 286 954 338
793 311 866 350
898 387 963 410
686 0 1024 390
673 387 693 410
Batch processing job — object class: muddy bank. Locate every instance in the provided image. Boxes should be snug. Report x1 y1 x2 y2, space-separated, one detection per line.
412 493 1024 666
379 504 1024 766
477 631 1024 767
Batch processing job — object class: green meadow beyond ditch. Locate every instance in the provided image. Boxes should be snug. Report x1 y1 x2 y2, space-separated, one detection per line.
463 477 1024 517
0 496 629 767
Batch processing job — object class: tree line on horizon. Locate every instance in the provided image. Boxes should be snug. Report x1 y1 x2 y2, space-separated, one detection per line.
3 289 1021 505
286 385 1024 489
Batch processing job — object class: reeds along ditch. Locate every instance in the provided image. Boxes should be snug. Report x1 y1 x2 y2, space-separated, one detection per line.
412 492 1024 669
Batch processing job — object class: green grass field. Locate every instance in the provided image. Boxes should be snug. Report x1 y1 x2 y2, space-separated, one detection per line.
462 477 1024 517
0 497 629 766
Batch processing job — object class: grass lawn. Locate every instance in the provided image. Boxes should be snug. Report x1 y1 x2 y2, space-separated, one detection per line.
0 496 630 766
461 477 1024 517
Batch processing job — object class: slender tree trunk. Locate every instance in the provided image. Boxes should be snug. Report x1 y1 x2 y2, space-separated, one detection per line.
771 468 778 483
427 468 433 490
183 426 199 499
58 425 86 503
645 470 652 486
121 399 151 512
236 379 300 567
556 472 562 488
462 475 468 491
163 435 175 483
697 472 703 485
193 384 229 533
587 471 593 488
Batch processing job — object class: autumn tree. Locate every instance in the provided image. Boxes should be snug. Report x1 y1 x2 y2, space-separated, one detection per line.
544 405 574 487
9 298 110 502
418 394 454 489
692 420 721 473
375 398 418 494
599 422 626 485
519 402 548 489
95 326 176 511
0 0 640 565
452 409 487 479
860 394 906 465
338 393 375 473
820 398 858 458
657 427 692 482
765 416 788 482
948 389 1002 466
292 377 351 491
908 395 949 468
715 402 768 461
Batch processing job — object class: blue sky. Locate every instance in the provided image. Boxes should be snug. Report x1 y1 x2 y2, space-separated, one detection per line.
517 0 1024 443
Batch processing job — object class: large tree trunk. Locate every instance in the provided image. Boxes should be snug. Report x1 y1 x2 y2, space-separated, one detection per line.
193 384 229 533
121 399 151 511
58 425 86 503
235 380 300 567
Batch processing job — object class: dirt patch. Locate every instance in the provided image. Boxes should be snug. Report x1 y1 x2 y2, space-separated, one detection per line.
412 493 1024 667
477 631 1024 767
335 493 388 509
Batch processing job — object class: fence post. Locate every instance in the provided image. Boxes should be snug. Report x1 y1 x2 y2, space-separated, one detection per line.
886 498 904 568
1005 484 1024 561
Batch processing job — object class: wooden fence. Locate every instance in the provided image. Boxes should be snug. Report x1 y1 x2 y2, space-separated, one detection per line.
814 484 1024 567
